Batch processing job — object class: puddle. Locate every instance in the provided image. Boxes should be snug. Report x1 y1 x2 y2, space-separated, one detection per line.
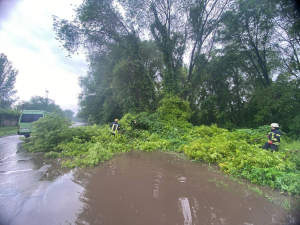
1 144 300 225
67 150 299 225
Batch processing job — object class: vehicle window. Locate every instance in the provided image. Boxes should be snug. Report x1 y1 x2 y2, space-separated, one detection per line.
20 114 43 123
32 114 43 121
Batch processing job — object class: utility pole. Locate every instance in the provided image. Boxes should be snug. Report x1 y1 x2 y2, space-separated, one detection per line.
45 90 49 105
45 90 49 99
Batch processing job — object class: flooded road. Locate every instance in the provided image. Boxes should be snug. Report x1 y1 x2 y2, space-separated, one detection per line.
0 134 299 225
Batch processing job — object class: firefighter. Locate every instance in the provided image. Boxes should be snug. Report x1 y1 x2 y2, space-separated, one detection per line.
110 119 120 136
263 123 282 153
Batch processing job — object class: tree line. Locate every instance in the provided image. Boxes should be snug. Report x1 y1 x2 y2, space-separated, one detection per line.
0 53 75 122
52 0 300 137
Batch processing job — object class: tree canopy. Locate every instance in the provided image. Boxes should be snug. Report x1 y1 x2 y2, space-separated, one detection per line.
54 0 300 137
17 96 65 117
0 53 18 109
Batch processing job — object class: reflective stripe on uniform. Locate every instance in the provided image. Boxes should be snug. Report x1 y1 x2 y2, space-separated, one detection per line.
111 124 119 133
270 132 280 143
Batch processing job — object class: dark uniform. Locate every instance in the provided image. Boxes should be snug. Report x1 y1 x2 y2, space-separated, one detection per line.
263 128 282 152
110 121 120 136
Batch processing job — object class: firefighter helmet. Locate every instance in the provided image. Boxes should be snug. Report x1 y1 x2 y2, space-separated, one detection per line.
270 123 279 128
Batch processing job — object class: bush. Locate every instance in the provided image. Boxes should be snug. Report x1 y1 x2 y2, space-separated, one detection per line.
23 114 71 152
158 94 192 124
0 108 20 126
183 125 300 195
279 140 300 170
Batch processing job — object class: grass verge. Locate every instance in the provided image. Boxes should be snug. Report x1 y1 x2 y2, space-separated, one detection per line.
0 126 18 137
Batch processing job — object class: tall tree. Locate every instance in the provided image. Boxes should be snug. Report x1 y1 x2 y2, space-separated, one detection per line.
120 0 230 95
78 48 118 123
274 0 300 79
78 39 159 124
184 0 230 97
64 109 75 120
54 0 160 123
0 53 18 108
139 40 164 95
249 74 300 136
220 0 278 87
53 0 131 56
119 0 189 93
189 48 249 128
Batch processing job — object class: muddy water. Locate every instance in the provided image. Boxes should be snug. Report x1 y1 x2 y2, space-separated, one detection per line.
3 147 299 225
68 151 300 225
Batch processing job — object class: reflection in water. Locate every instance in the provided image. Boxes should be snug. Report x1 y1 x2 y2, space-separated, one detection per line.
191 198 199 224
70 151 300 225
10 172 85 225
153 170 163 198
107 160 116 176
178 176 187 182
0 168 33 174
179 197 193 225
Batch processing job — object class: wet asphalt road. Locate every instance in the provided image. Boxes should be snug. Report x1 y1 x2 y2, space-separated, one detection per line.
0 123 86 225
0 129 300 225
0 134 63 224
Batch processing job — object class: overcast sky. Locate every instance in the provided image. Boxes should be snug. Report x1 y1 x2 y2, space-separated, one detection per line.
0 0 87 114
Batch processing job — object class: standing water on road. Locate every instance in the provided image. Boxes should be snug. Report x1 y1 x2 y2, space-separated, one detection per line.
0 135 299 225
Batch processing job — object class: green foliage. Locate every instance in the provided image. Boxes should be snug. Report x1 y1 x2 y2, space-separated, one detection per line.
278 140 300 170
208 177 229 189
158 94 192 125
0 126 17 137
220 0 277 86
0 108 20 126
64 109 74 121
134 112 164 133
250 75 300 137
22 114 71 152
0 53 19 109
26 114 132 167
183 125 300 195
61 143 114 168
281 199 292 211
233 125 270 145
17 96 65 117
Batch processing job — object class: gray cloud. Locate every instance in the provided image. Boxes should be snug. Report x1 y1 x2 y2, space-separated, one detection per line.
0 0 24 25
11 34 41 53
30 24 56 42
49 43 88 76
59 56 88 76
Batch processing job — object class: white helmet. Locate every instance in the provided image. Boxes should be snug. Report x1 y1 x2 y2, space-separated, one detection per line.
270 123 279 128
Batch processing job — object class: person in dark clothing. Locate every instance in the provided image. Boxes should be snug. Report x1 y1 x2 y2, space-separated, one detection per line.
263 123 282 153
110 119 120 136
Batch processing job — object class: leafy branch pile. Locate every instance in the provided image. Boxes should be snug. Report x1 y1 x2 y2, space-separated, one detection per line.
183 127 300 195
23 96 300 195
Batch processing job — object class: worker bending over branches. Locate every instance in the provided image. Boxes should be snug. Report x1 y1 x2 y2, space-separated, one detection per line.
263 123 282 153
